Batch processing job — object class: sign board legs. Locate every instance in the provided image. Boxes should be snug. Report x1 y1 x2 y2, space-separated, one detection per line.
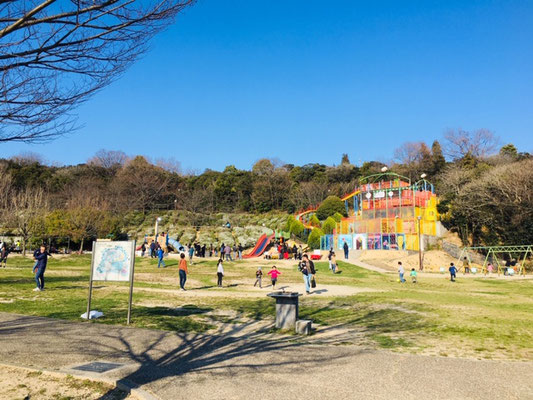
86 241 96 321
127 240 136 325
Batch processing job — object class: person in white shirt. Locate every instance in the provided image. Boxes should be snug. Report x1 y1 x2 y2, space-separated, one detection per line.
217 259 224 287
398 261 406 283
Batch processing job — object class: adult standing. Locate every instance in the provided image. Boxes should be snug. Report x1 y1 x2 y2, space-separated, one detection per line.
343 240 349 260
217 259 224 287
224 244 232 261
299 254 316 294
238 244 243 260
188 245 194 263
178 253 188 290
462 257 470 274
149 241 156 258
398 261 406 283
33 245 50 291
0 243 9 267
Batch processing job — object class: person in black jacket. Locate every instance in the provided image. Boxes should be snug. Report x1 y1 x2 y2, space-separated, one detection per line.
343 240 349 260
32 245 51 291
299 254 316 294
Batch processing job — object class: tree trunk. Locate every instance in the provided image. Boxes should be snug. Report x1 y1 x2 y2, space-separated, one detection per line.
79 238 84 255
22 237 26 256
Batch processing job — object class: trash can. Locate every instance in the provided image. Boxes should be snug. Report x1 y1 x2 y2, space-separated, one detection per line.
267 291 301 329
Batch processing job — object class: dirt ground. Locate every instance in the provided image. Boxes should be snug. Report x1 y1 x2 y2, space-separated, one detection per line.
0 365 132 400
358 249 481 272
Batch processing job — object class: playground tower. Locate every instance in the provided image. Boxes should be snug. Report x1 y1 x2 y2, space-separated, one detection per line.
319 172 440 251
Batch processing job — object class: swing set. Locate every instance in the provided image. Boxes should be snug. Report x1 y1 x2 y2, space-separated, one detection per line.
457 245 533 276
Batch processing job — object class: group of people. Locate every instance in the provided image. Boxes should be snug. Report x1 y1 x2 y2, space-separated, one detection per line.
187 243 244 262
267 242 304 260
397 261 417 283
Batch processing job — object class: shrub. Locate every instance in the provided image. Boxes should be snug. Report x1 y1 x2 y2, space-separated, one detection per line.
290 219 304 236
316 196 347 220
322 217 337 234
309 214 321 227
285 215 296 232
307 227 324 249
332 212 344 223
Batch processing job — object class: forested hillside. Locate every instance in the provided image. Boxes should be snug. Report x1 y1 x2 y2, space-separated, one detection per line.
1 130 531 252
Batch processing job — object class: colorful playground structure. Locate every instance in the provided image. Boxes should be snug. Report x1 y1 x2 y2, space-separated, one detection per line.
297 172 443 252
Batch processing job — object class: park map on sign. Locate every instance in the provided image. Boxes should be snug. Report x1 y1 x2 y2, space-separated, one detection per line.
93 243 132 282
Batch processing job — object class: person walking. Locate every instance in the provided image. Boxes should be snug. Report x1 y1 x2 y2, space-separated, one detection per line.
299 254 316 294
330 251 338 274
188 245 194 263
268 266 281 289
178 253 188 290
33 245 50 291
217 259 224 287
141 242 146 257
157 247 166 268
254 267 263 288
343 240 349 260
238 244 243 260
398 261 406 283
449 262 457 282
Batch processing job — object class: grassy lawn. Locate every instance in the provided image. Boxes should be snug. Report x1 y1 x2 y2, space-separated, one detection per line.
0 254 532 360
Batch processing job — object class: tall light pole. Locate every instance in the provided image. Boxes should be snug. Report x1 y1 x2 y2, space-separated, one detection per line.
155 216 162 240
417 215 423 271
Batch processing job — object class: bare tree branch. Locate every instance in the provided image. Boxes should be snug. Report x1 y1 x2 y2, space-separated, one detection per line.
0 0 195 143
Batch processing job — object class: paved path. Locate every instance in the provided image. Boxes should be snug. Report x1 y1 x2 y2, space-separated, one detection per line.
1 312 532 399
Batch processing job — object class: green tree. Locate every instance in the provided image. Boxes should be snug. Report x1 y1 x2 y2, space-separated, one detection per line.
431 140 446 175
341 154 350 164
316 196 346 220
321 217 337 234
307 227 324 249
289 219 305 237
499 144 518 159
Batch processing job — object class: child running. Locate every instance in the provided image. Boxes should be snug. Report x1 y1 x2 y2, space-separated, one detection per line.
410 268 417 283
217 258 224 287
449 262 457 282
254 266 263 288
268 266 281 289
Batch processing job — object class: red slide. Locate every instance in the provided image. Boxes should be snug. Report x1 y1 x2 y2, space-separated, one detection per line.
243 233 275 258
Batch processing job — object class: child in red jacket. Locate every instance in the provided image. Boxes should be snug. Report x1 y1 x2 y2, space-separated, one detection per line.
268 266 281 289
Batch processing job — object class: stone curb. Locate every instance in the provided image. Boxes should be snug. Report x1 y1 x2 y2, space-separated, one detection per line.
0 362 160 400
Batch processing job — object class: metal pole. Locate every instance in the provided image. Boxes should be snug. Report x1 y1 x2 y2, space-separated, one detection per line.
127 240 136 325
86 241 96 321
417 216 423 271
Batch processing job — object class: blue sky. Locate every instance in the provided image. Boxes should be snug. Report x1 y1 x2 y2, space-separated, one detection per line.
2 0 532 171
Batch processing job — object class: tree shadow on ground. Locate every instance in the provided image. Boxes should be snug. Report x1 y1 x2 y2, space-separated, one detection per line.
0 313 359 398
